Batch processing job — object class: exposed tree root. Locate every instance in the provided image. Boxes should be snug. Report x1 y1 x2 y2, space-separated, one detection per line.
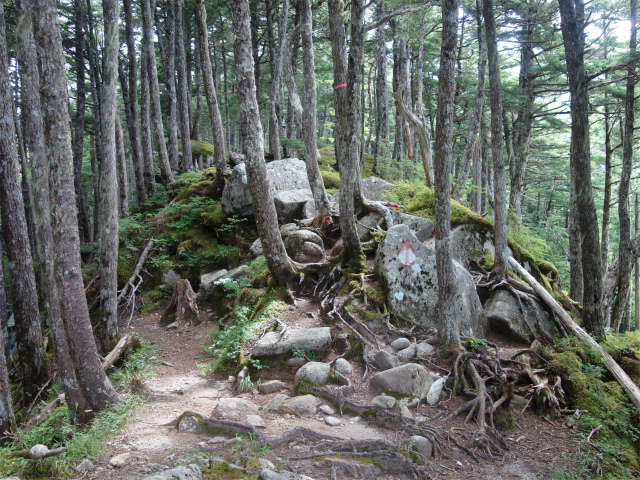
167 411 262 439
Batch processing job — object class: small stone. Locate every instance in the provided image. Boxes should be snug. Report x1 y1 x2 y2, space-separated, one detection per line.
259 380 287 394
396 344 417 361
349 416 361 424
280 395 321 416
109 453 133 468
324 416 341 426
286 357 307 367
416 342 435 356
165 322 179 330
334 358 353 375
391 338 411 350
178 415 208 434
76 459 95 472
260 468 317 480
400 406 414 420
319 405 335 415
407 435 433 459
245 414 266 429
264 393 290 413
212 398 259 421
207 436 226 444
259 458 275 470
371 394 396 409
426 377 446 405
294 362 330 386
373 350 400 371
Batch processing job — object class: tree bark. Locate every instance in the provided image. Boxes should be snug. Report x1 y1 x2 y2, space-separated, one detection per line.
140 36 156 200
142 0 174 184
0 1 44 399
231 0 295 283
569 172 583 303
328 0 364 269
195 0 229 187
483 0 508 278
611 0 636 333
174 0 193 171
300 0 331 220
480 111 489 213
192 33 203 144
601 102 613 273
72 0 90 243
122 0 147 206
16 0 89 419
32 0 123 412
373 0 388 175
636 192 639 330
559 0 605 338
0 229 14 439
116 112 129 218
267 0 283 160
162 0 180 171
434 0 460 346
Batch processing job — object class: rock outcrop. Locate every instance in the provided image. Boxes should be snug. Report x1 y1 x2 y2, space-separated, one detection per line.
376 224 486 337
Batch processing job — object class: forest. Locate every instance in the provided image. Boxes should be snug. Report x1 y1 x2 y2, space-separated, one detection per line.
1 0 640 478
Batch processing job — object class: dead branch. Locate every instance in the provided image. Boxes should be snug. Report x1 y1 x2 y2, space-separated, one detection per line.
101 333 140 370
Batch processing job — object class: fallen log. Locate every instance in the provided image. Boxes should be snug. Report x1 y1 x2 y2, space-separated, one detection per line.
508 256 640 409
101 332 140 370
9 444 66 459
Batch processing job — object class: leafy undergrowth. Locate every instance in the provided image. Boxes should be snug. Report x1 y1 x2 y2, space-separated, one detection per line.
545 336 640 479
0 342 159 478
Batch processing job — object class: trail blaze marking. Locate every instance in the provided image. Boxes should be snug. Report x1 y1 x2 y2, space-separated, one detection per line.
397 238 416 266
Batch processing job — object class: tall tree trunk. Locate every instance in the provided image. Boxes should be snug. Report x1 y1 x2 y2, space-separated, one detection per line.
391 25 405 164
559 0 605 338
219 13 231 151
611 0 636 332
116 112 129 218
142 0 174 184
163 0 180 171
16 0 88 419
32 0 123 412
328 0 364 268
174 0 193 171
434 0 460 346
72 0 90 243
267 0 283 160
195 0 230 188
508 3 536 220
122 0 147 206
0 246 14 440
250 0 261 102
483 0 508 278
231 0 295 282
480 112 489 213
635 192 639 330
140 42 157 199
601 102 613 272
453 2 486 200
300 0 331 219
0 1 44 399
192 33 203 142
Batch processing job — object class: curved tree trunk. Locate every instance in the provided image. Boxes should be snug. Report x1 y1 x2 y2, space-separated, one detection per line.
15 0 88 419
434 0 460 346
175 0 193 171
195 0 229 188
300 0 331 220
32 0 123 412
559 0 605 338
0 1 44 399
231 0 294 283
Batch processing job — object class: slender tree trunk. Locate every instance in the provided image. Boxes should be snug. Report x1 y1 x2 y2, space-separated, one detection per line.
32 0 123 412
601 102 613 272
300 0 331 219
140 45 156 199
635 192 639 330
483 0 508 278
192 34 203 142
480 112 489 213
231 0 295 282
72 0 90 243
328 0 364 268
122 0 146 206
195 0 229 188
16 0 89 419
174 0 193 171
219 14 231 151
611 0 636 332
0 247 14 440
434 0 460 346
116 112 129 218
0 1 44 399
142 0 174 184
453 2 486 200
559 0 605 338
163 0 180 171
267 0 283 160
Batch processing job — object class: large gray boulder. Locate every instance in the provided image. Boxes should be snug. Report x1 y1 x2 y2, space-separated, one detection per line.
274 189 315 224
198 269 228 298
283 230 325 263
221 160 311 216
280 395 321 416
373 350 400 371
211 398 259 421
376 224 485 337
142 465 202 480
484 289 559 343
357 211 434 242
295 362 330 385
369 363 440 399
252 327 331 357
361 177 395 201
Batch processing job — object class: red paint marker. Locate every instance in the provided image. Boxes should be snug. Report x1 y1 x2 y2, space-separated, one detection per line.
335 83 347 89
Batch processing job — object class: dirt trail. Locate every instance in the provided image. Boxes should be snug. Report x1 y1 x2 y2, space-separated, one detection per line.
81 300 582 480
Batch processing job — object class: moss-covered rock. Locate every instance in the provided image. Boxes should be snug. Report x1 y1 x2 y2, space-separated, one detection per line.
201 202 226 228
321 170 340 189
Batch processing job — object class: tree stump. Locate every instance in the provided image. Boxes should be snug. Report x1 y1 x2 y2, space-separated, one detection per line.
160 279 199 326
